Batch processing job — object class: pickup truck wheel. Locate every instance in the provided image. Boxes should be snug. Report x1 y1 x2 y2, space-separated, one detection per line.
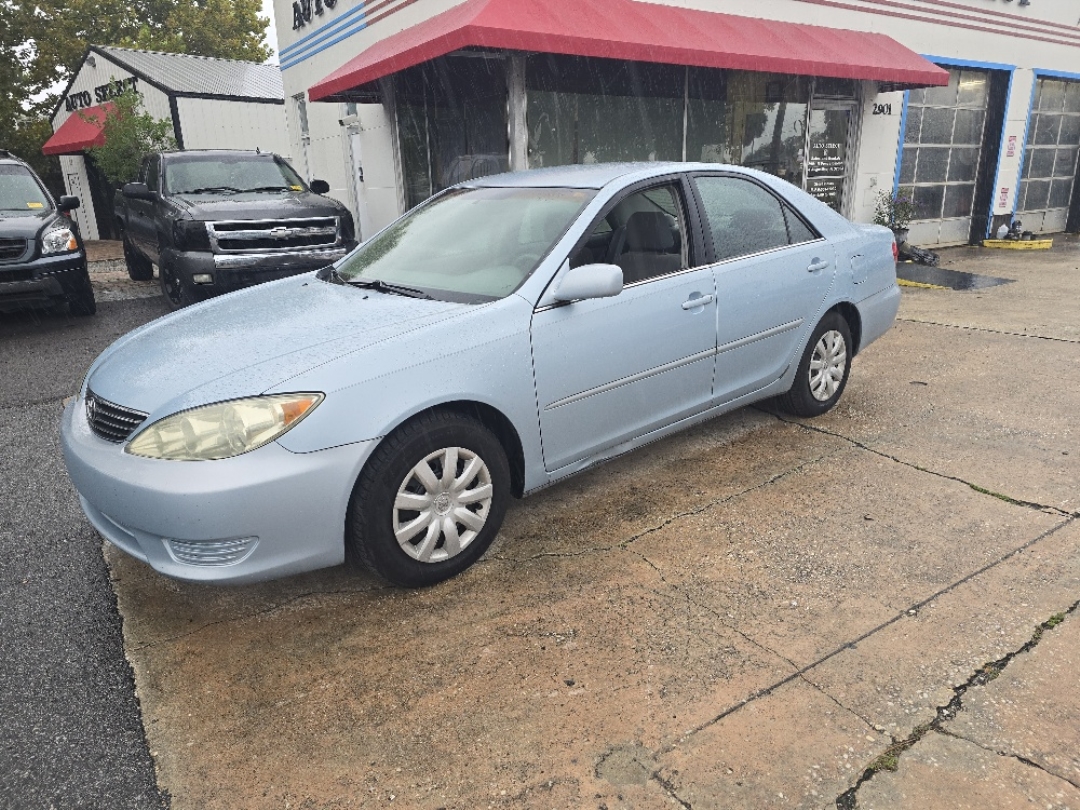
159 259 193 310
123 235 154 281
62 266 97 317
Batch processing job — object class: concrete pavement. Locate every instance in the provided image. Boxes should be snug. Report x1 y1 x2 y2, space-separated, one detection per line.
88 239 1080 807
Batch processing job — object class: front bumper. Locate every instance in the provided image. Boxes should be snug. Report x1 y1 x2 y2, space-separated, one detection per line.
164 245 354 297
0 251 86 310
61 395 378 584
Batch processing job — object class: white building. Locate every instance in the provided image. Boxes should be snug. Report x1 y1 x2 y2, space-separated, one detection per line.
45 46 291 241
271 0 1080 247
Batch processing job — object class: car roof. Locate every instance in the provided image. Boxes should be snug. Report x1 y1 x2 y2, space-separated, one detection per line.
465 162 690 190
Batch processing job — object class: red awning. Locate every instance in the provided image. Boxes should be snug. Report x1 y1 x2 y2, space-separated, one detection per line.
309 0 948 102
42 103 115 156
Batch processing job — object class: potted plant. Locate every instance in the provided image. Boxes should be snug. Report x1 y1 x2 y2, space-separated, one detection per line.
873 190 918 244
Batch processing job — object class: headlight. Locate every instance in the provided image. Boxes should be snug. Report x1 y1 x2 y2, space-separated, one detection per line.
126 393 323 460
42 226 78 255
173 220 210 251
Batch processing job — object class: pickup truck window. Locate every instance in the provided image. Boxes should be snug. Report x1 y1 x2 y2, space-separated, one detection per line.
145 156 160 193
164 155 306 195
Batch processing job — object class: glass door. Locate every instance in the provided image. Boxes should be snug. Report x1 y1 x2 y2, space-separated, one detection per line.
804 102 856 215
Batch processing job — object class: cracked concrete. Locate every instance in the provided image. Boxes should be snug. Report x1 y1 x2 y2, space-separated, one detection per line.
101 240 1080 808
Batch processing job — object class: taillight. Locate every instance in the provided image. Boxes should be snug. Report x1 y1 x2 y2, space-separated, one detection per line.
891 240 899 262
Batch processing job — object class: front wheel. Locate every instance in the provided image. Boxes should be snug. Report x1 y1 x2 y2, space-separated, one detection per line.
776 311 852 417
62 267 97 317
159 259 194 310
346 411 510 588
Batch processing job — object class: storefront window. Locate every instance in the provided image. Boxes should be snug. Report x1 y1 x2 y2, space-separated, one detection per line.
526 55 815 194
1017 78 1080 234
395 56 510 210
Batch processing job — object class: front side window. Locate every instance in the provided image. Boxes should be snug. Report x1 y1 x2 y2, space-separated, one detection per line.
335 186 595 302
693 175 797 261
0 165 52 211
570 184 687 284
164 156 306 195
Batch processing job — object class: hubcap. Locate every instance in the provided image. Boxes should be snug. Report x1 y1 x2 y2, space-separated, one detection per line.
393 446 493 563
808 329 847 402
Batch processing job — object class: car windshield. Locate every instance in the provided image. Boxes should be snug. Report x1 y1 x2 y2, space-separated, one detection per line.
0 165 52 211
164 156 306 195
335 186 596 302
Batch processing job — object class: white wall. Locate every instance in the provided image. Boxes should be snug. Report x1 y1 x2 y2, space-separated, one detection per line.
175 97 291 155
57 155 99 240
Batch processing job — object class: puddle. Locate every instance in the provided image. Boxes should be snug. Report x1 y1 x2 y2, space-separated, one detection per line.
897 264 1014 291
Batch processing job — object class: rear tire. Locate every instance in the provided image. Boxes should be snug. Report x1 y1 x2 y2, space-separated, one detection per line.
346 411 510 588
776 311 851 417
123 235 154 281
63 267 97 317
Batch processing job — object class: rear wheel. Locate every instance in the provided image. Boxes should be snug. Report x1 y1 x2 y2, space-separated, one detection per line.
123 234 154 281
346 411 510 588
62 266 96 317
776 311 851 417
159 258 194 310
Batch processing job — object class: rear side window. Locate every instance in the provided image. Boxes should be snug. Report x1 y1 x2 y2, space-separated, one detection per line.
694 176 795 261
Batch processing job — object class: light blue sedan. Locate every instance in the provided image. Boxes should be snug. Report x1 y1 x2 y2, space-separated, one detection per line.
61 163 899 587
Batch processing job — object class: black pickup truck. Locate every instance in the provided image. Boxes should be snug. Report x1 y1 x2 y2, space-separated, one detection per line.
116 150 356 308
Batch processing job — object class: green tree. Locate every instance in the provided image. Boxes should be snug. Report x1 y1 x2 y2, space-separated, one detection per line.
1 0 270 187
85 92 177 185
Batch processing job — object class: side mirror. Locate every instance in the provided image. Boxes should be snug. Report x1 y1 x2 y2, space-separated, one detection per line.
309 179 330 194
552 263 623 303
123 182 153 200
57 195 80 212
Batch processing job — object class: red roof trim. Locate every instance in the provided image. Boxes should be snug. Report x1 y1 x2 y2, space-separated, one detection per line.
42 104 115 156
309 0 949 102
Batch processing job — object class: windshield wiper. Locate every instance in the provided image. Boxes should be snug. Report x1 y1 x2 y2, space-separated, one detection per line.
248 185 292 193
347 278 433 299
317 265 345 285
184 186 242 195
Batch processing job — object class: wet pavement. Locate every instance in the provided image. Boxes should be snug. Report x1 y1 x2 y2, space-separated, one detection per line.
56 240 1080 807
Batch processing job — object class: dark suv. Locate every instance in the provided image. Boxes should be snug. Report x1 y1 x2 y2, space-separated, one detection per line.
0 150 95 316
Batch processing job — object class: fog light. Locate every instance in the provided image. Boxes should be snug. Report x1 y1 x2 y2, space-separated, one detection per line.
192 273 214 284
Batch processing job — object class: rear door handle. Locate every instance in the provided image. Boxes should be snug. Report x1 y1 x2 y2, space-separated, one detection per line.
682 293 714 310
807 258 830 273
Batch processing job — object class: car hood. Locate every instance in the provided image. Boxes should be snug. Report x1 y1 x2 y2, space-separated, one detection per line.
170 191 346 221
0 208 60 239
86 275 468 417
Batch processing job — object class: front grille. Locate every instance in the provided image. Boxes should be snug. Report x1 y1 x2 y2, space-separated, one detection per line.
164 537 259 566
86 391 148 443
208 218 339 254
0 238 27 262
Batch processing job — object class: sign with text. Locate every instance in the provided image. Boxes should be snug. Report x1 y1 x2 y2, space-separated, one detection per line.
64 77 139 113
293 0 339 30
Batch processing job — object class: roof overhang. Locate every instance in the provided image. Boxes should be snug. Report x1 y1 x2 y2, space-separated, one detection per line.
42 103 114 156
308 0 949 103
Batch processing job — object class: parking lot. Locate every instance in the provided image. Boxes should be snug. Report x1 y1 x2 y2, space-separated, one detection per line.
3 242 1079 809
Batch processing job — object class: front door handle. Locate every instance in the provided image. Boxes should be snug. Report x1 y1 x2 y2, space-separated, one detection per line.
807 258 830 273
682 293 715 310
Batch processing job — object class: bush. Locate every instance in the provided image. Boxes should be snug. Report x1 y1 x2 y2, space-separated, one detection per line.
84 92 177 186
872 190 919 230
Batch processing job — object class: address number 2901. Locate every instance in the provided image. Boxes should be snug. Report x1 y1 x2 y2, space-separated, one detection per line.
872 103 893 116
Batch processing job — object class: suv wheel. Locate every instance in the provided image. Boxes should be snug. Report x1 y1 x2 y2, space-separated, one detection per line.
62 266 97 317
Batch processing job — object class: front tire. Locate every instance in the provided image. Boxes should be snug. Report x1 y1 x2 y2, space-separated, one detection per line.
159 258 194 310
347 411 510 588
776 311 852 417
62 267 97 317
